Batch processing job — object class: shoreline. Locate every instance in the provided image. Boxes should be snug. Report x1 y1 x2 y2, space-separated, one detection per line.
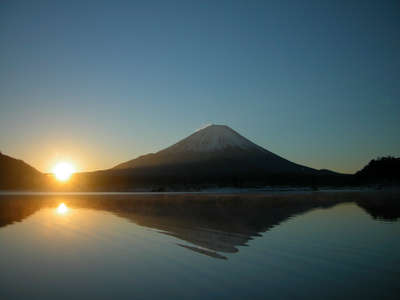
0 186 388 196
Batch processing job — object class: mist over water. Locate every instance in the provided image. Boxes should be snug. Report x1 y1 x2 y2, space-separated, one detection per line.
0 192 399 300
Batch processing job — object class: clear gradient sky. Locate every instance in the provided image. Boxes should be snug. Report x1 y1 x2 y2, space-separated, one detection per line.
1 0 399 174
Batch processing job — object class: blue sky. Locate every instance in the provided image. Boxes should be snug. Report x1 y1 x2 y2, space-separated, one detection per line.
1 0 399 173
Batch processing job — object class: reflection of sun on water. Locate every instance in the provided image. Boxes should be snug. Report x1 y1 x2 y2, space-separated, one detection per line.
56 203 69 215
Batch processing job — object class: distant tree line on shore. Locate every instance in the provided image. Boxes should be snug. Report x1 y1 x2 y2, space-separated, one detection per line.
355 156 400 184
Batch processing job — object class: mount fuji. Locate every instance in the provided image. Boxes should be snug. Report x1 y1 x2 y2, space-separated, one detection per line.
113 124 317 176
69 124 348 191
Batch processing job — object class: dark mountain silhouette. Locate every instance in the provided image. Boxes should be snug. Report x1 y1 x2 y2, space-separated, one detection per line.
73 125 347 190
0 152 44 190
114 124 317 173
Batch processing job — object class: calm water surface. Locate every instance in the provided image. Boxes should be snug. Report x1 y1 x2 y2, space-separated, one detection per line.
0 192 399 300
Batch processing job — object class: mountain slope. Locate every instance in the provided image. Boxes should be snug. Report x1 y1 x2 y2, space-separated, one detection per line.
113 124 316 175
0 152 44 190
72 125 349 190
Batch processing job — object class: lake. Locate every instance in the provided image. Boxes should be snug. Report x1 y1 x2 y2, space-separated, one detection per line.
0 191 399 300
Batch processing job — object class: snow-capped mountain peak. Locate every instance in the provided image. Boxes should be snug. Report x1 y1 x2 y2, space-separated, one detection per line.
160 124 262 153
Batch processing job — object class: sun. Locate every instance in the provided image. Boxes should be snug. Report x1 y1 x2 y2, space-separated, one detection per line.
52 162 76 182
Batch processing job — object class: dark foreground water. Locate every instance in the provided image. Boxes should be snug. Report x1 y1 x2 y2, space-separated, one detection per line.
0 191 399 300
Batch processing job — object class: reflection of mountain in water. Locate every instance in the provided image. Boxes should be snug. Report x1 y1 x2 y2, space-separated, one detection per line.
355 193 400 221
0 191 399 259
115 202 330 259
0 197 43 227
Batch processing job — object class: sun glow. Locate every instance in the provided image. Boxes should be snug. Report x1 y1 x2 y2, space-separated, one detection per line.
56 203 69 214
52 162 76 181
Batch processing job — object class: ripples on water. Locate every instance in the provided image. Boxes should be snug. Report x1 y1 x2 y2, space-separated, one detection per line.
0 191 399 299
